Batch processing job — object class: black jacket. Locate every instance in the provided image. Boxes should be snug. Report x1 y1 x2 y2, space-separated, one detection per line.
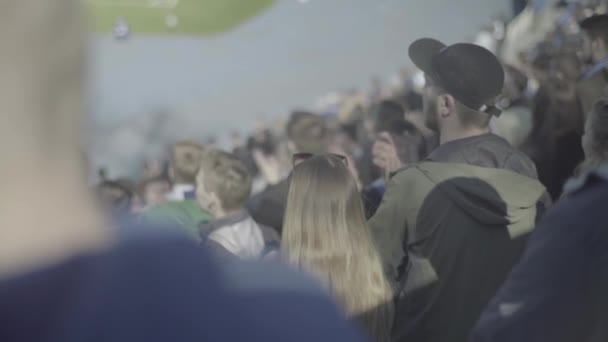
426 133 538 179
248 178 290 236
370 134 547 342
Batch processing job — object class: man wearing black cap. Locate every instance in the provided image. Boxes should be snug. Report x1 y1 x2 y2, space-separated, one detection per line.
578 14 608 116
368 39 548 342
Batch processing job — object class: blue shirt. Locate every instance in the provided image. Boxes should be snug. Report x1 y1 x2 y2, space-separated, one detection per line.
0 233 365 342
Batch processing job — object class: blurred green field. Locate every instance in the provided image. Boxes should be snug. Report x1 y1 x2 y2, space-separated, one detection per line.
87 0 276 36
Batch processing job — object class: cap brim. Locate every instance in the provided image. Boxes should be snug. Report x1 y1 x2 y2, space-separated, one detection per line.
408 38 447 75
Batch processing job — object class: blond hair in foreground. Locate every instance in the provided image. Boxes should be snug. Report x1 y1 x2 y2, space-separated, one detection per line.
282 155 393 341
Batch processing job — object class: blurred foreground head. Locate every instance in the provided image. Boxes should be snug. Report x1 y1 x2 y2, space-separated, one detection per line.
0 0 85 170
0 0 110 277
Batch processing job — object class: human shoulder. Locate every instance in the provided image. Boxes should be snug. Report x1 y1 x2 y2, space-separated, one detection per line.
390 161 480 179
562 163 608 197
548 165 608 236
142 200 212 240
383 163 447 201
503 148 538 179
388 163 430 182
144 200 211 221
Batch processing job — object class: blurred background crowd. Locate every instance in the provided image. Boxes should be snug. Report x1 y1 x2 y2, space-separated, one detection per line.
99 0 608 227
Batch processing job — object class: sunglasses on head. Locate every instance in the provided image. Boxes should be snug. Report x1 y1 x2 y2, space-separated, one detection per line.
292 153 348 167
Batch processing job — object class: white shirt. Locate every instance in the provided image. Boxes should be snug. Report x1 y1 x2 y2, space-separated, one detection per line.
166 183 195 202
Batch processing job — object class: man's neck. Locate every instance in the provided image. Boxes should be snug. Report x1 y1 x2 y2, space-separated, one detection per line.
440 127 490 145
212 207 243 221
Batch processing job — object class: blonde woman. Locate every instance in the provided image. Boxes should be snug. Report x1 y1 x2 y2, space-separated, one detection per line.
283 154 394 342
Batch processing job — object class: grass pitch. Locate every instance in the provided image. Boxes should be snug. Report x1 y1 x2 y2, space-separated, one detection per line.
87 0 276 36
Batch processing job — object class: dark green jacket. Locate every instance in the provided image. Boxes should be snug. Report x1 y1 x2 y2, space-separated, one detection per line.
369 162 547 342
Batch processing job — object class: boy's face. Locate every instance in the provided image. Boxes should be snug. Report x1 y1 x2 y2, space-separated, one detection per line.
195 171 220 216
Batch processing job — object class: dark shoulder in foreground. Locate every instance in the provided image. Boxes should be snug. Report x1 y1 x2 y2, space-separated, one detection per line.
562 163 608 197
0 233 363 342
471 166 608 342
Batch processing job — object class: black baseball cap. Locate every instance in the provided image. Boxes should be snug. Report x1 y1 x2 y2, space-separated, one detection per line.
409 38 505 116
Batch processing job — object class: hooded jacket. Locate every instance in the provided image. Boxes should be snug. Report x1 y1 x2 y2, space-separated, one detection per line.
369 134 547 342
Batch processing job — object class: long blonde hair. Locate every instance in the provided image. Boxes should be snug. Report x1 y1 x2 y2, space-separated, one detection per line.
282 155 393 341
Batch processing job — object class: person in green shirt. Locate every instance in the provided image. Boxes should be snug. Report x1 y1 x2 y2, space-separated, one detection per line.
142 199 212 241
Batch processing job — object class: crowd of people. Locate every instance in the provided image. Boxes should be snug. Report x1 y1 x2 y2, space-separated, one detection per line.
1 0 608 341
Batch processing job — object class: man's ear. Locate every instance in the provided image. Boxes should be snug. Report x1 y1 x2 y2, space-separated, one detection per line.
209 191 223 212
438 94 454 118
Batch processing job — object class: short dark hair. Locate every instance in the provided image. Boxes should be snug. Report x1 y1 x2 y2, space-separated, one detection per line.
374 100 405 133
433 83 492 128
170 141 205 184
96 180 133 210
247 129 276 156
286 111 327 154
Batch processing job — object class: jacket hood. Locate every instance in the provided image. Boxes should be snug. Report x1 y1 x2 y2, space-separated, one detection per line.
208 215 265 260
416 162 546 238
